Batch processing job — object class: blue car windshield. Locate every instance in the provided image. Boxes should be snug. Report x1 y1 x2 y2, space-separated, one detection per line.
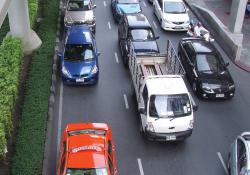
118 0 139 4
65 44 94 61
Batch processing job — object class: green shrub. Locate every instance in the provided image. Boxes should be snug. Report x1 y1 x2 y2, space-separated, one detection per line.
0 37 22 159
11 0 59 173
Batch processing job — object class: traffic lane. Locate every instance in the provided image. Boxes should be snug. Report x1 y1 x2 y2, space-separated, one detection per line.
59 2 147 174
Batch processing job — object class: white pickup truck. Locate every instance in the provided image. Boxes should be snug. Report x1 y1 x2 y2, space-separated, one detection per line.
129 40 198 141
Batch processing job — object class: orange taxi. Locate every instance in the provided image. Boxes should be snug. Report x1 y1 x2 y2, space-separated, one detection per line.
57 123 117 175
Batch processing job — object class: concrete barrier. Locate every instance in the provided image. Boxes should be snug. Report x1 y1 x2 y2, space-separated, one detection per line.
189 3 242 62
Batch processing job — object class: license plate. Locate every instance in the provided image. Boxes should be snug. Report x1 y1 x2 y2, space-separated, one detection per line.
76 78 85 83
174 26 182 29
216 94 225 98
166 135 176 141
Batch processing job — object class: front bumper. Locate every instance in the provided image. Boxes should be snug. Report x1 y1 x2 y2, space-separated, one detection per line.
65 22 96 33
161 21 189 31
197 88 235 99
145 129 192 141
62 73 98 85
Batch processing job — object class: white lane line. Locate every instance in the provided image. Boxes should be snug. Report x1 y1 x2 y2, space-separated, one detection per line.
217 152 229 174
114 52 119 63
57 82 63 160
108 21 111 30
137 158 145 175
104 1 107 6
143 1 147 7
123 94 129 109
153 21 158 29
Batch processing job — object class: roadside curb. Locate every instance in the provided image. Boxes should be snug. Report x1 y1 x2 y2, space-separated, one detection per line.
42 2 61 175
184 0 250 73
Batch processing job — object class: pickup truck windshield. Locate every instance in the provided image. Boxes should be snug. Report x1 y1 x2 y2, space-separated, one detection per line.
149 94 191 118
129 29 154 41
67 0 91 11
65 44 94 61
66 168 108 175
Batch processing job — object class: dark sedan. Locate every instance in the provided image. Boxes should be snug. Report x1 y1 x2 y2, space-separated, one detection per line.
178 38 235 99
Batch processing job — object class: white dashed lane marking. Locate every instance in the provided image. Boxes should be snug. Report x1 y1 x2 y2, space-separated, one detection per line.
153 21 158 29
217 152 229 174
123 94 129 109
137 158 145 175
115 52 119 63
108 21 111 30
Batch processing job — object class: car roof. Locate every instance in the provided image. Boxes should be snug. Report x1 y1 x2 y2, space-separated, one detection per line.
146 75 189 95
65 123 110 169
66 25 93 44
125 14 151 28
182 38 216 53
67 134 106 169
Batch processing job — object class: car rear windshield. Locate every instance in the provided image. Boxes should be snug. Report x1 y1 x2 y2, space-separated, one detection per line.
65 44 94 61
67 0 91 11
68 129 106 136
164 2 186 14
118 0 139 4
196 53 224 72
129 29 155 41
66 168 108 175
149 94 191 118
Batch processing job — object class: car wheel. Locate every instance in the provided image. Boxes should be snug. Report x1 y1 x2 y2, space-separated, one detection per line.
139 119 144 137
227 155 231 175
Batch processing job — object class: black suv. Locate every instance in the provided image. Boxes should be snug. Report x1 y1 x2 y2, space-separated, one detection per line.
118 13 160 66
178 38 235 99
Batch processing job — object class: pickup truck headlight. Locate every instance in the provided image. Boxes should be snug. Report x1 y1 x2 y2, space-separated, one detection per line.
146 122 155 133
189 120 193 129
91 65 98 74
62 66 71 77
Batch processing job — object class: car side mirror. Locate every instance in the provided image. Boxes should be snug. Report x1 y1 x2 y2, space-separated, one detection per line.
155 36 160 40
97 52 101 56
58 53 62 60
189 62 194 67
186 8 189 12
139 108 146 114
92 4 97 9
192 104 198 112
62 6 66 10
225 62 229 67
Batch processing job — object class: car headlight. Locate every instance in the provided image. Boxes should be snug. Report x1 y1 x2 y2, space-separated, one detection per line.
163 19 172 24
64 19 73 26
189 120 193 129
229 84 235 90
145 122 155 132
62 66 71 77
91 65 98 74
185 20 190 24
85 19 95 25
201 83 214 93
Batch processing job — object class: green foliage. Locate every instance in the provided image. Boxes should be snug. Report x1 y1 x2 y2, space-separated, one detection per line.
11 0 59 174
0 37 22 159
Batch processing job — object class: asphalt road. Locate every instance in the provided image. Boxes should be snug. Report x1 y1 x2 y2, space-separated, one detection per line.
47 0 250 174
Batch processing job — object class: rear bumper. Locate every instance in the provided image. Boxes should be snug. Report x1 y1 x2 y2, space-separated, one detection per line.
145 129 192 141
62 73 98 85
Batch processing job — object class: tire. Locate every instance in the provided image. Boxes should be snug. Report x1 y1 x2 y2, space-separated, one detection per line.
139 119 145 137
227 155 231 175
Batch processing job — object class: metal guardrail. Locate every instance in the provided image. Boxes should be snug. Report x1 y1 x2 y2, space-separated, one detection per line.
0 0 12 28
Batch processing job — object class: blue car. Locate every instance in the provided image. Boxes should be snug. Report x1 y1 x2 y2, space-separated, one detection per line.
111 0 142 23
59 25 100 85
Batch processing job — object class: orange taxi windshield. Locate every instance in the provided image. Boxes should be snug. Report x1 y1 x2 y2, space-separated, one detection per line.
66 168 108 175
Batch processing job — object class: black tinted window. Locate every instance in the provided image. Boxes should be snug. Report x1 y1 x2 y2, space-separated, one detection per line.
65 44 94 61
195 54 224 72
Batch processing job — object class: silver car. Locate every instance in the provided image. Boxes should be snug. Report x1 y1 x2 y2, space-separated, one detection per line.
228 132 250 175
64 0 96 33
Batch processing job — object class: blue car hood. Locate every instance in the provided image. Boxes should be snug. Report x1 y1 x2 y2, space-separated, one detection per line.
117 4 141 14
132 41 159 54
63 60 95 76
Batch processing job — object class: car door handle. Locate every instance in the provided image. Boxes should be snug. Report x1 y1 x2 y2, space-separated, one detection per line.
169 127 175 129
